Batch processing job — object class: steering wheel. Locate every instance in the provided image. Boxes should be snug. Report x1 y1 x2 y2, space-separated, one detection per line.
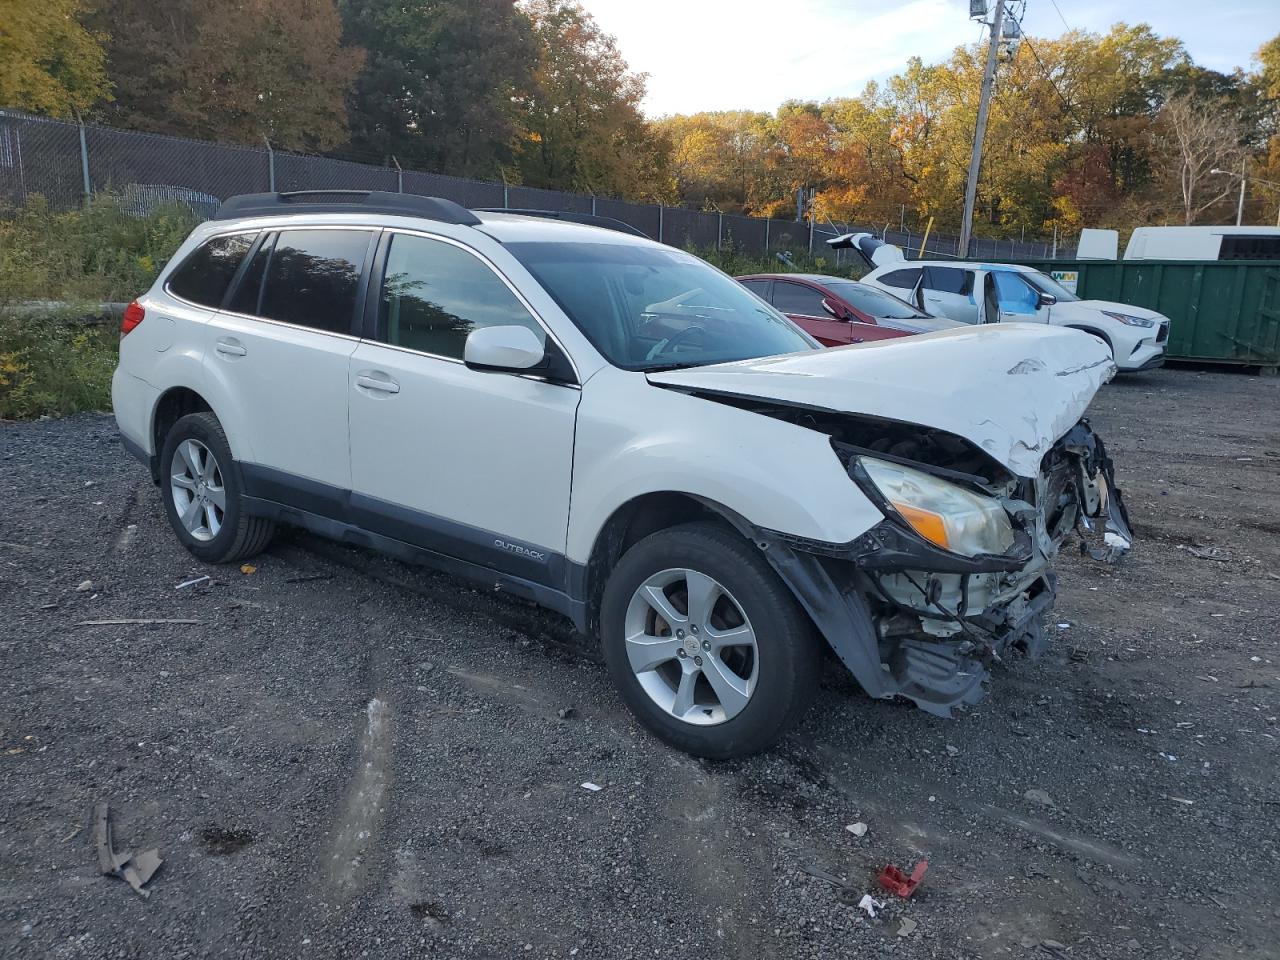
645 323 707 362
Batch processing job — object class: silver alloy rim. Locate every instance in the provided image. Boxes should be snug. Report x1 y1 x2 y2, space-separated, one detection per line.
623 568 759 726
170 438 225 542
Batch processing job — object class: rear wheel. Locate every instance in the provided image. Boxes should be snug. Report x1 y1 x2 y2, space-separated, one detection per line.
600 522 820 758
159 412 275 563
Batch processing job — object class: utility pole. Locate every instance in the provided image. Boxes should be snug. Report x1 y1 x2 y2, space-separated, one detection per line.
1236 156 1246 226
958 0 1006 260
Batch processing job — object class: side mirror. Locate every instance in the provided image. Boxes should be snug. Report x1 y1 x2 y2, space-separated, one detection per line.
464 325 548 373
464 325 577 384
820 298 840 319
1037 292 1057 307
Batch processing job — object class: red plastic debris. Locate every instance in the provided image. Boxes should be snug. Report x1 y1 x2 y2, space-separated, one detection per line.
877 860 928 898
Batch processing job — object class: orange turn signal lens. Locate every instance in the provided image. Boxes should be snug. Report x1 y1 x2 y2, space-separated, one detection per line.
892 502 950 550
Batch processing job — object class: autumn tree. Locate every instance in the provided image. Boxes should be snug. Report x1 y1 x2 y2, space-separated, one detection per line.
90 0 360 150
339 0 536 176
1152 95 1246 224
516 0 670 200
0 0 109 116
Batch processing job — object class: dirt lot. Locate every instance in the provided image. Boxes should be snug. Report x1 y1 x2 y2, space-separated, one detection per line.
1 367 1278 960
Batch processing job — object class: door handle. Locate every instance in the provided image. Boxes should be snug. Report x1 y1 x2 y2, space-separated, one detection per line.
215 338 246 358
355 373 400 395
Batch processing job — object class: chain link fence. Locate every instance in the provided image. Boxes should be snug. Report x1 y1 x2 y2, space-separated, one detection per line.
0 108 1075 262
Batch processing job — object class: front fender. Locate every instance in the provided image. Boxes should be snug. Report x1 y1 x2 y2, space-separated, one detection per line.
566 368 883 563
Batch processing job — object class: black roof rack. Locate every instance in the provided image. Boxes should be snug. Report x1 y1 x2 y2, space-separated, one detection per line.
475 208 650 239
214 190 481 226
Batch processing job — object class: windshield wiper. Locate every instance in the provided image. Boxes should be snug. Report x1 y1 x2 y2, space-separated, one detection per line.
643 360 707 372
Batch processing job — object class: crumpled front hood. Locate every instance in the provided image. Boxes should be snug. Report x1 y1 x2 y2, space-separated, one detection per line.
648 324 1116 477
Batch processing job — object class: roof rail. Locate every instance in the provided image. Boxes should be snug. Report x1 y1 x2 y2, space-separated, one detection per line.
475 208 650 239
214 190 481 226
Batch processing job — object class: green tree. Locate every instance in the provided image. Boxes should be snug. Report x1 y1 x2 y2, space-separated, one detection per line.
339 0 536 176
516 0 669 200
0 0 109 116
91 0 360 150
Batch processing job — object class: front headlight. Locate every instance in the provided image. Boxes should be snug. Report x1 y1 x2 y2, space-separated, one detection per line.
1101 310 1156 328
859 457 1015 557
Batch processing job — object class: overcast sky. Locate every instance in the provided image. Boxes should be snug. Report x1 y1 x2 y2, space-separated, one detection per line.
579 0 1279 117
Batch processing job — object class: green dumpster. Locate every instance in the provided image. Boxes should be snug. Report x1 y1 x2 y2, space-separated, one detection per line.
1012 259 1280 368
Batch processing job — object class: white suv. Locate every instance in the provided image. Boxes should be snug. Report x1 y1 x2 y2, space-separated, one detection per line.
836 233 1169 372
114 191 1133 758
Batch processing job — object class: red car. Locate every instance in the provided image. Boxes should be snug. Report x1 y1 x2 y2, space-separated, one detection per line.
736 273 961 346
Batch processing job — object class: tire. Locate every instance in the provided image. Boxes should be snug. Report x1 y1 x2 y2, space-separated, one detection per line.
159 411 275 564
600 521 820 759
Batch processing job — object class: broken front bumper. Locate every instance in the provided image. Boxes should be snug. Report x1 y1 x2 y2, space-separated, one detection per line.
760 421 1132 717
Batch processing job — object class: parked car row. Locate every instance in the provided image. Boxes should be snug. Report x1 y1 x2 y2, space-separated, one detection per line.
819 233 1170 372
114 192 1133 758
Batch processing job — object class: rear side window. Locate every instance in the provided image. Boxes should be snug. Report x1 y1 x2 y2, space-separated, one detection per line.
771 281 828 317
739 279 771 299
167 233 255 308
257 229 374 334
923 266 974 296
378 233 544 360
878 268 921 290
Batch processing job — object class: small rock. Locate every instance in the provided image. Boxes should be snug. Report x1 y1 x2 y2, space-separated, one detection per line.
1024 788 1056 808
896 917 918 938
1041 939 1068 953
76 580 94 592
945 744 959 757
558 706 576 720
845 822 868 837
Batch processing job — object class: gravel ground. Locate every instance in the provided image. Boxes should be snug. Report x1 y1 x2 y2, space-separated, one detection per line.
2 367 1278 960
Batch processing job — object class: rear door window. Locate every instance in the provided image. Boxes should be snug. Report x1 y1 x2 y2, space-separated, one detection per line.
771 281 828 317
257 229 375 334
167 233 256 308
739 279 771 300
922 266 973 296
877 268 922 290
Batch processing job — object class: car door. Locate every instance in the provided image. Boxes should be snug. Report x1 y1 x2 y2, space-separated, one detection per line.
204 227 375 494
771 280 854 345
869 267 924 311
990 270 1046 323
346 229 580 585
920 266 979 323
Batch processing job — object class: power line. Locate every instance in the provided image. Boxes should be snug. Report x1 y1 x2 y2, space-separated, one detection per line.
1020 34 1073 112
1047 0 1072 31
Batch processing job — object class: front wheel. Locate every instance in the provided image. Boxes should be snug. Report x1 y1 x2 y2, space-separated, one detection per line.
600 522 820 759
159 411 275 564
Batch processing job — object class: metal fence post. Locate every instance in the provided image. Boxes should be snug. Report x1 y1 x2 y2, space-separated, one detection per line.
717 212 723 251
263 136 275 192
502 174 509 209
764 219 769 252
392 156 403 193
658 205 664 244
808 214 814 255
591 194 597 216
77 119 91 201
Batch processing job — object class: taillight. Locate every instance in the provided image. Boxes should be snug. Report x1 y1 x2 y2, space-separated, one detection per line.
120 301 145 337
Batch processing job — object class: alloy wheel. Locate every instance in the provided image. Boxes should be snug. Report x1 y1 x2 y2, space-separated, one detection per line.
170 438 225 542
622 567 759 725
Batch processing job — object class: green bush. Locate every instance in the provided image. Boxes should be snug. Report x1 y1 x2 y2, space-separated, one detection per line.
0 311 118 419
0 195 197 419
0 194 198 304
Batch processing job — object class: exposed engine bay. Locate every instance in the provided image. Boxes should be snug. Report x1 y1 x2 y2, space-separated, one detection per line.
676 390 1134 716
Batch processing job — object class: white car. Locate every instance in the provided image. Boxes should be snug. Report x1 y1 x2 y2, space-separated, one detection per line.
113 191 1133 758
835 233 1169 372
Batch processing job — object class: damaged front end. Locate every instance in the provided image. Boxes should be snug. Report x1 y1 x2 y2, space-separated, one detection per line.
760 416 1132 717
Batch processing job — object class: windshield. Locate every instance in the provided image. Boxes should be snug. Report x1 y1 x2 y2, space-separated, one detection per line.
1023 270 1080 303
506 241 817 370
824 280 926 320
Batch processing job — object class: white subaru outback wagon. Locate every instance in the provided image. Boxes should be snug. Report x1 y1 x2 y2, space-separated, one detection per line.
113 191 1133 758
